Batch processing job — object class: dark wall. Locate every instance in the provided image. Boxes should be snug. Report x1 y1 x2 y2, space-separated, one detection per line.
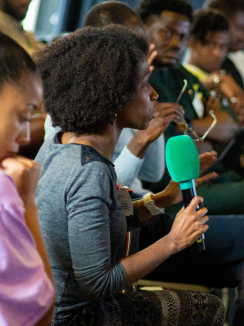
188 0 205 10
35 0 205 39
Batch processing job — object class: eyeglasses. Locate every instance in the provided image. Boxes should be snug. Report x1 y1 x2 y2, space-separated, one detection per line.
176 79 217 142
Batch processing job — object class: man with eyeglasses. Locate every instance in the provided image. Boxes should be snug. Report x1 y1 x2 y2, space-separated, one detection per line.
136 0 244 214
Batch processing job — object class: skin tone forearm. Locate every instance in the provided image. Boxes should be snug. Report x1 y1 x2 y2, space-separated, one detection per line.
191 111 239 142
127 129 155 159
122 197 208 286
28 204 54 326
120 234 176 285
190 96 239 142
24 203 54 285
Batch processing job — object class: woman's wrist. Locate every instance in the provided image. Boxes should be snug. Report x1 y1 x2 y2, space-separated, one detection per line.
127 131 151 159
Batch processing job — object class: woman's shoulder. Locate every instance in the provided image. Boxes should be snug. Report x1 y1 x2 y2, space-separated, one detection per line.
0 170 24 218
0 170 21 200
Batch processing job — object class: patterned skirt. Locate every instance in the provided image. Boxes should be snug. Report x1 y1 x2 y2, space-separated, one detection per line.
51 289 225 326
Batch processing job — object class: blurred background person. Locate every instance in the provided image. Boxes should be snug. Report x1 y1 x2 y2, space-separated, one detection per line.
203 0 244 89
184 8 244 122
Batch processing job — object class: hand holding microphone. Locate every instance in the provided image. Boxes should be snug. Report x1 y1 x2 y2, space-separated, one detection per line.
166 135 208 251
167 196 209 254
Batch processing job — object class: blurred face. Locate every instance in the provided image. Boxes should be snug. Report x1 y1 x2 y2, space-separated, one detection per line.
228 10 244 52
117 59 158 130
1 0 32 21
0 72 43 162
145 10 190 68
190 30 229 73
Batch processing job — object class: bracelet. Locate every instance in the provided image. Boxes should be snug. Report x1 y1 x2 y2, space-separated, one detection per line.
143 192 165 216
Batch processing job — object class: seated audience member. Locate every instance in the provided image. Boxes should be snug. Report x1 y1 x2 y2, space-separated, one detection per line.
82 4 244 326
34 25 225 325
45 2 185 194
0 0 46 159
184 8 244 122
203 0 244 89
82 1 218 197
136 0 244 216
0 33 54 326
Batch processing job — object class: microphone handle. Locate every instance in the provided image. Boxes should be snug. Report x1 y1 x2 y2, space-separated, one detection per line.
182 187 206 252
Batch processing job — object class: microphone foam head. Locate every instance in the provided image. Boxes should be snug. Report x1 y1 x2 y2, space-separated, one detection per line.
166 135 200 182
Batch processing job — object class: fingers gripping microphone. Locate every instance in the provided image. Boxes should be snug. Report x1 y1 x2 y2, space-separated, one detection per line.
166 135 205 252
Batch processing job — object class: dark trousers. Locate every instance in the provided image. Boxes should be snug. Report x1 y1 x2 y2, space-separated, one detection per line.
139 213 244 326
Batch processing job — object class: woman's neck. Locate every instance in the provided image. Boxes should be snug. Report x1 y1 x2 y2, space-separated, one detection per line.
61 124 121 162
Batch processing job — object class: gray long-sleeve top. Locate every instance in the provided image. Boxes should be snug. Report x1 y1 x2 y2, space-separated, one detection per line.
35 133 144 318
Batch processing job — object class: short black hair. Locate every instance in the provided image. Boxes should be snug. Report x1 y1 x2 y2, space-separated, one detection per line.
84 1 143 28
35 25 149 134
0 33 38 91
203 0 244 17
190 9 229 44
136 0 193 24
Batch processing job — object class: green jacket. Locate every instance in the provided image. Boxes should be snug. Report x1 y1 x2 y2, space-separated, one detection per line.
143 65 237 192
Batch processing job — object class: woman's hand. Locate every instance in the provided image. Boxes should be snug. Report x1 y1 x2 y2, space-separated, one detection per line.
127 103 184 159
1 156 41 206
144 102 184 142
166 196 209 253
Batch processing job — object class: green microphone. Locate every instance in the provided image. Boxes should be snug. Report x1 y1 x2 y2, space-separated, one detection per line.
166 135 205 252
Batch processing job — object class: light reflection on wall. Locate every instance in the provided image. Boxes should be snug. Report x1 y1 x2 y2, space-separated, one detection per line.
22 0 41 32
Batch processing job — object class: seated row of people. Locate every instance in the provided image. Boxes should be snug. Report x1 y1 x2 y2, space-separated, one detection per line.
38 0 244 325
1 0 244 325
0 27 225 326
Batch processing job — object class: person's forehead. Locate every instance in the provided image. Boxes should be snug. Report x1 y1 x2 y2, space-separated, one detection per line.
149 10 190 30
205 30 229 43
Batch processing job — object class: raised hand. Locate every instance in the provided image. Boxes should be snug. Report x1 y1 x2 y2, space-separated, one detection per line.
127 103 184 159
143 102 184 141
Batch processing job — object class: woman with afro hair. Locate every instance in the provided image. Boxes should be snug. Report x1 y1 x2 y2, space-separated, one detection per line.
34 25 224 325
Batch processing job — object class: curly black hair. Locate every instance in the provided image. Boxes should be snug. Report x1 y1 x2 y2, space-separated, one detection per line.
35 25 149 134
203 0 244 17
190 9 229 44
136 0 193 24
0 33 38 91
